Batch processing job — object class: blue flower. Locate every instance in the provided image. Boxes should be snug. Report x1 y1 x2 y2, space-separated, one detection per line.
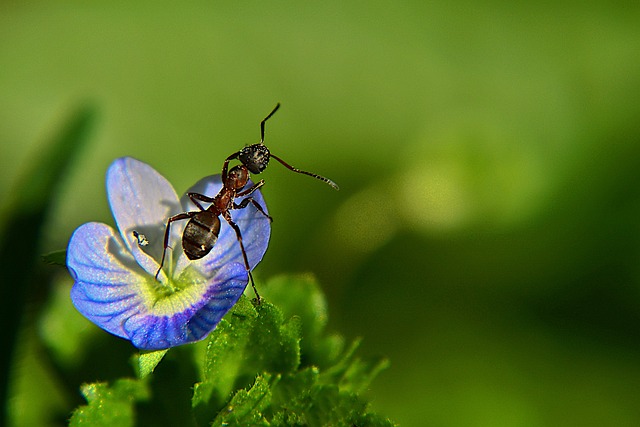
67 157 271 350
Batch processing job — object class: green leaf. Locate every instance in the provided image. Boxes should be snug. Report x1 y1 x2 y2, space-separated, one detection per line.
192 296 258 419
69 378 149 427
271 366 319 403
249 298 301 375
6 325 70 427
41 249 67 266
39 279 98 369
211 374 274 427
192 295 301 424
270 368 395 427
321 338 390 394
261 274 346 368
190 276 393 426
132 349 169 379
338 354 390 395
262 274 328 339
0 104 96 415
299 383 365 426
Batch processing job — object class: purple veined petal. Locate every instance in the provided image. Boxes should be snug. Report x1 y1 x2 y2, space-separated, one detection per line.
106 157 184 279
122 262 248 350
173 174 271 279
68 222 148 339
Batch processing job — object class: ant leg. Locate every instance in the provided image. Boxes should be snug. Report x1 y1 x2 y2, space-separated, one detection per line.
222 212 261 304
237 179 265 197
234 197 272 222
187 192 215 210
155 212 194 281
236 180 272 221
222 152 240 182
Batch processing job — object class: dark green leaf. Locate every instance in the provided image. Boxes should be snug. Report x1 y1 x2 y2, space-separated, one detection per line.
0 104 96 415
41 249 67 266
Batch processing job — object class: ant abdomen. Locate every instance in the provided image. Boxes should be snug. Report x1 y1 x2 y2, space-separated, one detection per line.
182 212 221 260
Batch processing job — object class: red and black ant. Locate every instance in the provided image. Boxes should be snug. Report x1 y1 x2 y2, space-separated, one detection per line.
154 104 338 302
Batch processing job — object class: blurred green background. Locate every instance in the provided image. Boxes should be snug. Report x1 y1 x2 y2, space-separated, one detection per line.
2 1 640 426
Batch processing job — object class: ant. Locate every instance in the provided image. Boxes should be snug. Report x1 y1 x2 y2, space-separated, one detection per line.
154 104 338 302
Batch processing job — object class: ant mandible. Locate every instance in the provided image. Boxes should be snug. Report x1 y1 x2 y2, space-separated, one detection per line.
155 104 338 303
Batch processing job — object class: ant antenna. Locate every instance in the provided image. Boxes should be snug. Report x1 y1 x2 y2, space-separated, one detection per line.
260 103 338 190
232 103 339 190
270 153 339 190
261 103 281 143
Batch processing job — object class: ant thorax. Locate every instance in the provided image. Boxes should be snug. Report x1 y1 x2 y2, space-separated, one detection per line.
226 165 250 190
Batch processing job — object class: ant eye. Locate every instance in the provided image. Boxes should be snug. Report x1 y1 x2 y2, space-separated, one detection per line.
239 144 270 174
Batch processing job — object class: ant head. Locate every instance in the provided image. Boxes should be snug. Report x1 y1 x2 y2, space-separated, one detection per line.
227 165 250 190
238 143 270 174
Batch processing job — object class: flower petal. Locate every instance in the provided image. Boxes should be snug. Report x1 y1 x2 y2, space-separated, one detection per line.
106 157 183 278
68 222 148 339
173 175 271 279
122 262 247 349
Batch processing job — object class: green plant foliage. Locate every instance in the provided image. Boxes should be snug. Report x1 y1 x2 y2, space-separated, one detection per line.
210 374 273 426
69 379 149 427
68 275 394 426
132 350 169 379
